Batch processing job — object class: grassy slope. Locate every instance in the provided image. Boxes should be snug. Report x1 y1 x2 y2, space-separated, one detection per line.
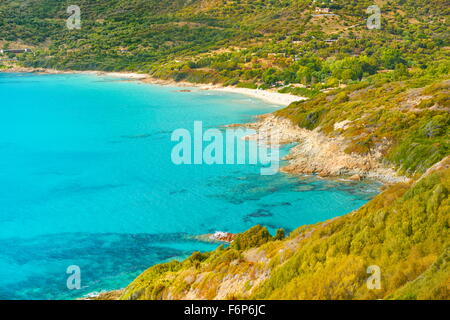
121 157 449 300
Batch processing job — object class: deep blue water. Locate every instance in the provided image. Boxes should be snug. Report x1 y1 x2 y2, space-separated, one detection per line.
0 73 380 299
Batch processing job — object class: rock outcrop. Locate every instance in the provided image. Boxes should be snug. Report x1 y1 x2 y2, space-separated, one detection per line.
247 114 408 184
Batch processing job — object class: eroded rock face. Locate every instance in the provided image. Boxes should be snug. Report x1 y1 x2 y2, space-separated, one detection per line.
247 115 408 184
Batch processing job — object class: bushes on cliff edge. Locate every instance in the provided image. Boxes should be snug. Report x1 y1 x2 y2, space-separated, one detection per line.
231 225 273 250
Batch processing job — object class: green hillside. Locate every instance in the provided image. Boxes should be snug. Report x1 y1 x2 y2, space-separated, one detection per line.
1 0 449 88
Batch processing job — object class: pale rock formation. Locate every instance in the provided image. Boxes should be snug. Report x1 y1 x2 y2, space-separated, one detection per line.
247 114 409 184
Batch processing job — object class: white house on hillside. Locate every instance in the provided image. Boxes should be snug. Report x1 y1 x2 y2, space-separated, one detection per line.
315 7 331 14
0 48 32 54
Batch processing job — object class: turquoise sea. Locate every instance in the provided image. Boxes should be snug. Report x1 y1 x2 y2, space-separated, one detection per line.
0 73 380 299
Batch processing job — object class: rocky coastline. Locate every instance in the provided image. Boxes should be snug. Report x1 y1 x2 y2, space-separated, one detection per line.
192 231 237 244
243 114 409 184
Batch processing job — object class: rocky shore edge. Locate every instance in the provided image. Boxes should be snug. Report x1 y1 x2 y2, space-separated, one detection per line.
5 66 409 300
191 231 237 244
240 114 409 184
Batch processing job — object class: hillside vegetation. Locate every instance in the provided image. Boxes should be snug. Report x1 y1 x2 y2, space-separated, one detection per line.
276 73 450 175
1 0 449 89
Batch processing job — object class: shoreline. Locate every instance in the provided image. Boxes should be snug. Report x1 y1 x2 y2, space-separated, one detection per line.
245 114 409 185
0 67 306 106
2 66 406 184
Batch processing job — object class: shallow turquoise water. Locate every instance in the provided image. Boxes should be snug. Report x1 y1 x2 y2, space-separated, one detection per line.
0 73 380 299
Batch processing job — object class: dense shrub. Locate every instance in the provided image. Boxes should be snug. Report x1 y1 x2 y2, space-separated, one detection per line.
231 225 273 250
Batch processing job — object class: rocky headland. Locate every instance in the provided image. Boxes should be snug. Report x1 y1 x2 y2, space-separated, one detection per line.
243 114 409 184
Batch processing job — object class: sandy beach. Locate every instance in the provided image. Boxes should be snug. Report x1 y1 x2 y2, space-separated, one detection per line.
1 66 307 106
205 86 307 106
101 72 308 106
